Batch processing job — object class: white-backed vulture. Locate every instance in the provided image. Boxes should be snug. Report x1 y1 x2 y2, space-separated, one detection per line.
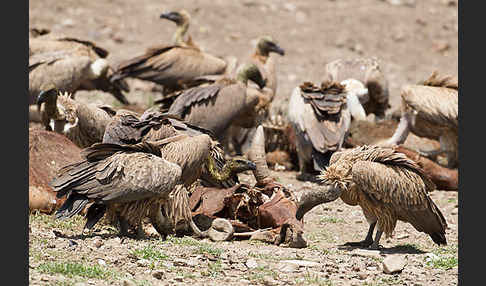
110 10 227 96
322 57 390 119
29 35 129 105
385 71 458 168
228 36 285 155
36 89 113 148
287 80 368 180
319 145 447 249
167 63 266 141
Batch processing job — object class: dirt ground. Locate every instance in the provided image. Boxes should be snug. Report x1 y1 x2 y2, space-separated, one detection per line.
28 0 458 285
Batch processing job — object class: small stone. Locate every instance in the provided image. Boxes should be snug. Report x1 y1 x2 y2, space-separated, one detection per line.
174 276 184 282
173 259 188 266
353 249 382 259
451 208 458 215
382 255 407 274
187 258 199 267
137 259 150 267
97 259 106 266
263 276 279 286
61 18 75 27
152 270 165 280
246 258 259 269
277 262 299 273
41 276 49 281
93 239 103 248
122 279 136 286
358 272 368 280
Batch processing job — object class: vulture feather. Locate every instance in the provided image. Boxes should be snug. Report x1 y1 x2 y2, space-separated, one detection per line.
319 145 447 249
386 71 458 168
322 57 390 118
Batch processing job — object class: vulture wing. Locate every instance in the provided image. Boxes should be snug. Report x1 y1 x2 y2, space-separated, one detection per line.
111 44 227 88
52 142 182 219
401 84 458 130
351 156 447 245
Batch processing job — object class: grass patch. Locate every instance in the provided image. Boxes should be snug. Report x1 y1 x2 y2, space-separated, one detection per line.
245 267 279 283
195 244 224 257
30 212 84 231
164 236 201 247
308 245 331 255
248 252 277 261
425 244 458 270
130 245 169 261
37 261 114 279
201 260 223 278
296 271 333 285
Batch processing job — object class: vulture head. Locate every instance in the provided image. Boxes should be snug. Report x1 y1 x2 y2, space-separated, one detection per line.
226 157 257 174
37 88 78 132
160 10 190 26
160 10 191 45
236 63 267 89
340 78 368 121
257 36 285 56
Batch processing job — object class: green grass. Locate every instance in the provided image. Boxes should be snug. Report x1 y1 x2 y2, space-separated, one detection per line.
307 244 331 255
195 244 224 257
37 262 115 279
295 271 333 285
130 245 169 261
425 244 458 270
245 267 279 283
29 212 84 231
163 236 201 247
201 260 223 278
319 217 344 224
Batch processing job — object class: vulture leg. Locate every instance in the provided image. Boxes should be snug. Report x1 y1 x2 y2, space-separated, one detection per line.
369 229 383 250
387 112 412 146
148 204 173 240
118 214 131 237
344 222 376 247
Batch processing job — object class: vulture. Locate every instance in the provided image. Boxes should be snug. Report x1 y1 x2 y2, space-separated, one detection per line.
29 34 129 105
385 71 458 168
322 57 390 119
287 80 368 180
228 36 285 155
319 145 447 249
110 10 227 97
167 63 266 141
100 109 257 234
36 88 114 148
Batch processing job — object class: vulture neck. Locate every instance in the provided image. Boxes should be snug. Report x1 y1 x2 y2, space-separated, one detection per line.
205 155 233 182
173 22 189 46
253 48 269 64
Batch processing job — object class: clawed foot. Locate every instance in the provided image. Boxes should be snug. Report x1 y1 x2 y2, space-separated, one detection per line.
368 243 383 250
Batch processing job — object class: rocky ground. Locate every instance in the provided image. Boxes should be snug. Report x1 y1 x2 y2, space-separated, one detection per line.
29 0 458 285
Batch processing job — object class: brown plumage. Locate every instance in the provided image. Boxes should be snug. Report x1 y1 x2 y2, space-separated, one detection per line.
29 34 129 105
322 57 390 118
319 145 447 249
51 139 184 237
386 71 458 167
287 81 351 177
227 36 285 155
110 10 227 95
167 63 266 141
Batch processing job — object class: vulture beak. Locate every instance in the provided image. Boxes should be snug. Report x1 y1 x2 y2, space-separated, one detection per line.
36 88 57 113
270 43 285 56
160 11 183 24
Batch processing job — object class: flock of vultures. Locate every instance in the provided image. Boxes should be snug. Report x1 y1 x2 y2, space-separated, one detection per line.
29 9 458 250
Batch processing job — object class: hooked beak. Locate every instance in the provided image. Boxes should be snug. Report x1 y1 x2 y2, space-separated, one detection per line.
271 44 285 56
160 12 182 24
36 88 56 113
